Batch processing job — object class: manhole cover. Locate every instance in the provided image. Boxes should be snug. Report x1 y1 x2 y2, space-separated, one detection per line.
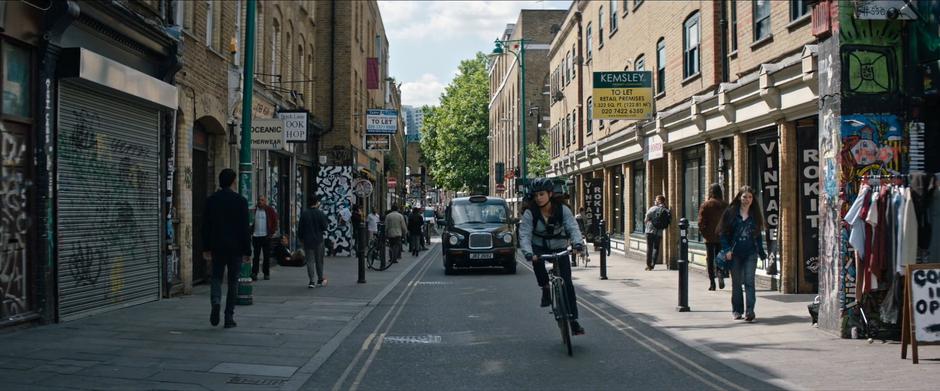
384 335 442 344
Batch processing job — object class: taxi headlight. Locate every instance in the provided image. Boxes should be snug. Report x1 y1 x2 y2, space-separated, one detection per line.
499 232 513 244
448 234 461 246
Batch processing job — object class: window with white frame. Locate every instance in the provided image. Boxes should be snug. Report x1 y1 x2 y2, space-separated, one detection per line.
656 38 666 94
790 0 810 21
753 0 772 41
635 54 645 71
599 6 605 46
610 0 618 32
683 12 700 78
205 1 214 47
586 24 593 60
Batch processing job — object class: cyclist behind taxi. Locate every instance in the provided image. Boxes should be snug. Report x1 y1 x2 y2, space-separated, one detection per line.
519 178 586 335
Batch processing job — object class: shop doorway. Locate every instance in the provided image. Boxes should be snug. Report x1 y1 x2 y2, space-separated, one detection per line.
191 121 216 285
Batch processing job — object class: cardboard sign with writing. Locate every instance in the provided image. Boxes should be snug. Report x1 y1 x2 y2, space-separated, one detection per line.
901 264 940 364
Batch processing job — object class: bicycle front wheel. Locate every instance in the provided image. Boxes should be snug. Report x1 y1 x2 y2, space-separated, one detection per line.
367 246 391 271
553 281 573 356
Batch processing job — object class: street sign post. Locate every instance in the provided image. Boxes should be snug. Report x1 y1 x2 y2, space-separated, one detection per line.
352 179 374 197
387 177 397 189
592 71 653 120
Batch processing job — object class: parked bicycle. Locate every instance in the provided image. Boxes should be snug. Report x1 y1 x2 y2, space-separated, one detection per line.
539 248 576 356
366 236 393 271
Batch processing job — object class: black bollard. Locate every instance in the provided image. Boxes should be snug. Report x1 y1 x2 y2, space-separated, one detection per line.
677 218 690 312
378 222 386 269
598 219 608 280
357 221 366 283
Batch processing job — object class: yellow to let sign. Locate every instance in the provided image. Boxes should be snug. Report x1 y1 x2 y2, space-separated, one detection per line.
592 71 653 120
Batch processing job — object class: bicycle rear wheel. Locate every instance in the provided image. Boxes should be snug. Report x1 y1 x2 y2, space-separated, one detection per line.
367 245 391 271
553 281 573 356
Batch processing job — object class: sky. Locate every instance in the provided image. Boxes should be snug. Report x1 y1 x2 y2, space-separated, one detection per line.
378 1 572 108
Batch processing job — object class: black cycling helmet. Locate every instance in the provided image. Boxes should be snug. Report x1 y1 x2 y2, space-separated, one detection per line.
529 177 554 194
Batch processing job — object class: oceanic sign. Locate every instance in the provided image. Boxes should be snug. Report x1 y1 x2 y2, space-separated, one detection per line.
250 118 285 150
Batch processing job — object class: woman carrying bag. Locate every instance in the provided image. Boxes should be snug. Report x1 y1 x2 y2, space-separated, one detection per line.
717 186 767 323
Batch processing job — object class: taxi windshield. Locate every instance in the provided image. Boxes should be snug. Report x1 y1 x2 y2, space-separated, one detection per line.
451 202 508 225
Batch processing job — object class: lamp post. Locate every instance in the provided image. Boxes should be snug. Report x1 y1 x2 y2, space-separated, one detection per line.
492 39 527 190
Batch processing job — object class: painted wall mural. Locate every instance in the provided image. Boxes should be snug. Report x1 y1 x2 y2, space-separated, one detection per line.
316 166 354 256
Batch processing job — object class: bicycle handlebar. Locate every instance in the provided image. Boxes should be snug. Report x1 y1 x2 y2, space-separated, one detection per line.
535 248 574 261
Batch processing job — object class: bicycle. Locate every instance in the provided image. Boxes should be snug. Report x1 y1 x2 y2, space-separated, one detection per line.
538 248 576 356
366 236 393 271
572 246 590 268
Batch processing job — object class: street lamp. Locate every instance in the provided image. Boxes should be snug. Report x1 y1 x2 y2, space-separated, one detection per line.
492 38 528 190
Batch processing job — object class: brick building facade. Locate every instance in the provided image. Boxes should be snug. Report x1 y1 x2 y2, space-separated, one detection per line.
545 0 820 293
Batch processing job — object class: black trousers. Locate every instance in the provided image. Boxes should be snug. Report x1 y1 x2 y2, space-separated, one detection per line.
532 254 579 320
409 232 422 255
210 252 241 317
388 236 402 262
252 236 271 277
646 233 661 269
705 242 725 281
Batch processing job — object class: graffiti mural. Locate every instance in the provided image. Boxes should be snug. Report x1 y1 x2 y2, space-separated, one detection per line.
839 114 906 199
1 126 31 319
839 11 904 112
316 166 354 256
293 165 303 249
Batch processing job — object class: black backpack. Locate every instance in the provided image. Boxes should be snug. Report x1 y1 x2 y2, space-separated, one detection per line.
651 207 672 230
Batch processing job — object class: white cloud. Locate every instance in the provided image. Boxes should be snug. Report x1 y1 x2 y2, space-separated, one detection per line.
401 73 446 107
379 1 570 42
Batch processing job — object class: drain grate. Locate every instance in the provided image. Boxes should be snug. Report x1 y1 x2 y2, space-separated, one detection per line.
384 335 442 344
227 376 288 386
415 281 452 286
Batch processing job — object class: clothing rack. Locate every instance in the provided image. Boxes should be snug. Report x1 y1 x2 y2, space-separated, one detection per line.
857 174 909 186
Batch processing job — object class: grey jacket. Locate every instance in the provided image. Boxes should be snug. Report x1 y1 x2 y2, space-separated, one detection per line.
384 211 408 238
520 204 584 257
644 204 668 236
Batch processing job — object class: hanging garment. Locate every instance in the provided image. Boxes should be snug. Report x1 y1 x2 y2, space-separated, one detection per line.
845 185 872 259
893 187 905 269
899 187 919 272
862 190 880 293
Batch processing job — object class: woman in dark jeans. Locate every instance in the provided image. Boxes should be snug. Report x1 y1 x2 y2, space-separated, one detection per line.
698 183 727 291
718 186 767 323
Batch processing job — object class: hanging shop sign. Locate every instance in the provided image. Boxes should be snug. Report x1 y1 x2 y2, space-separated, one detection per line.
277 111 308 142
592 71 653 120
797 119 820 288
755 137 780 268
250 119 286 150
364 134 391 151
366 109 398 134
646 134 664 161
352 178 374 197
901 264 940 364
582 177 604 242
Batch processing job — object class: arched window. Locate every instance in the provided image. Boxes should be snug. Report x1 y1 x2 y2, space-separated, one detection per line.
635 54 646 71
270 18 280 84
598 6 605 46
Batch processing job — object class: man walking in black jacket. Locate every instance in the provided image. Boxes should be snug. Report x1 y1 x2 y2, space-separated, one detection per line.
202 169 251 328
298 196 329 288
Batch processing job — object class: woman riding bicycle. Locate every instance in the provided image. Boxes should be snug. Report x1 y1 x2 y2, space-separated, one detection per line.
519 178 586 336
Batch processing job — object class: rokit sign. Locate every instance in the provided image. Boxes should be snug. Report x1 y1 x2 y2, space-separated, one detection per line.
583 178 604 241
277 111 307 142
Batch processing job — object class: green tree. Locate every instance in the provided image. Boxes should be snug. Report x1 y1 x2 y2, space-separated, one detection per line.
420 53 490 192
527 138 550 178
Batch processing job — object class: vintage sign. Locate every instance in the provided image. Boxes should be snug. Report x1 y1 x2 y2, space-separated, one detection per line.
592 71 653 120
366 109 398 134
364 134 391 151
277 111 307 142
753 134 780 271
797 119 820 288
582 178 604 242
250 118 285 150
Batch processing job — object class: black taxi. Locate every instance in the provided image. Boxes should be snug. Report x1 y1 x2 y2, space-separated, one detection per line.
439 195 516 274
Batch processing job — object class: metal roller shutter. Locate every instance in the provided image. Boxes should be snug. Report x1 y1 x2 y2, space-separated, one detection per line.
56 81 161 321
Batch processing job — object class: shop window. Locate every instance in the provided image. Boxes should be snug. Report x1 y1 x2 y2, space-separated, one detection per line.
682 146 706 242
632 161 646 234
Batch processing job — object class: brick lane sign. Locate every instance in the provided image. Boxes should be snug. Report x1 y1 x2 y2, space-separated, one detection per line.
250 118 285 150
366 109 398 134
592 71 653 120
277 111 307 142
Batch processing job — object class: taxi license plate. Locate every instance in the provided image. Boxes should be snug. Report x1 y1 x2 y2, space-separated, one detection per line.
469 253 494 260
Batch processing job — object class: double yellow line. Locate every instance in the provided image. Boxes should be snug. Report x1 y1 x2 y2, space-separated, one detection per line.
331 251 437 391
